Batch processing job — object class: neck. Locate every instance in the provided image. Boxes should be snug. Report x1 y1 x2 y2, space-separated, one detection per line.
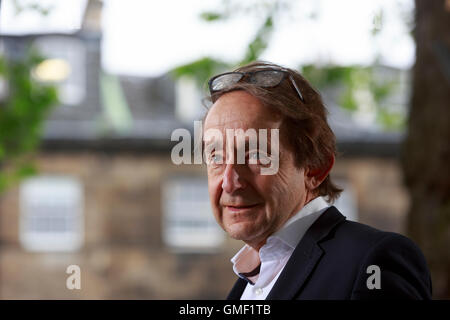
246 239 267 252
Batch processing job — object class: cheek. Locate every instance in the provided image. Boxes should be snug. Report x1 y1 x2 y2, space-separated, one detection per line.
267 168 305 205
252 176 281 209
207 175 223 211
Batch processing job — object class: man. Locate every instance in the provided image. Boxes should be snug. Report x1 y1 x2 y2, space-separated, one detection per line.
202 61 432 300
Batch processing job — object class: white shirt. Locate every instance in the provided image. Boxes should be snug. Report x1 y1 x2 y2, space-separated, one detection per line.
230 196 330 300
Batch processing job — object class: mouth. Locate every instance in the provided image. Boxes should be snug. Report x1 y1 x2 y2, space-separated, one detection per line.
224 204 261 213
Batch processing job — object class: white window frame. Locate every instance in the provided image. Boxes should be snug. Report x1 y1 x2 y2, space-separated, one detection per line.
162 176 224 253
19 175 84 252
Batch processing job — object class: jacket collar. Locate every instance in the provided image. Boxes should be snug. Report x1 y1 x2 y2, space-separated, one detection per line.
226 206 346 300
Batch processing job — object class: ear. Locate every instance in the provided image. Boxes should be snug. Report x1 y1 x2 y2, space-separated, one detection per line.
304 154 335 190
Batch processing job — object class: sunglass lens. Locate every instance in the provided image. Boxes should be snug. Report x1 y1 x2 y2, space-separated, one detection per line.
211 73 243 91
251 70 284 87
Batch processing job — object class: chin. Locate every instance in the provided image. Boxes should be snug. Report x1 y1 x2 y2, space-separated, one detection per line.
225 222 260 242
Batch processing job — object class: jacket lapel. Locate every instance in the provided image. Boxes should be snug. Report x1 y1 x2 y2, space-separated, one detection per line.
265 206 346 300
226 278 248 300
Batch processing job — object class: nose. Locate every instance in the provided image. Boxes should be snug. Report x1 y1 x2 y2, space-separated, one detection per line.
221 163 246 193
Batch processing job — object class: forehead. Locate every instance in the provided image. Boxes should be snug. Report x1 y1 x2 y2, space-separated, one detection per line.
204 90 282 131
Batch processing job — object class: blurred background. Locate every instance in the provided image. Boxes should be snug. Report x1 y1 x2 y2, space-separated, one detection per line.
0 0 448 299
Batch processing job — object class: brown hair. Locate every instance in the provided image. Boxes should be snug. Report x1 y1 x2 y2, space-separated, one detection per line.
204 61 343 203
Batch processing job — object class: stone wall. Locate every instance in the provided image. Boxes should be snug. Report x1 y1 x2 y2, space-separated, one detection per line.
0 151 409 299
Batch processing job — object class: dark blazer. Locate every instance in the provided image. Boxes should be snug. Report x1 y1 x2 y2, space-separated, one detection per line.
227 206 432 300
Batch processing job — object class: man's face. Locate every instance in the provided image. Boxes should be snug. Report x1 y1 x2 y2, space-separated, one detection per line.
204 90 311 249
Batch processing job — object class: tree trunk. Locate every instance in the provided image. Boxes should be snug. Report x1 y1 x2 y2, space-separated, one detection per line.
402 0 450 299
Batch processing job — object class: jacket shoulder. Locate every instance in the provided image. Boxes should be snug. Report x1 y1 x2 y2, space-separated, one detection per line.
323 218 392 250
331 219 424 254
326 219 432 299
322 218 428 269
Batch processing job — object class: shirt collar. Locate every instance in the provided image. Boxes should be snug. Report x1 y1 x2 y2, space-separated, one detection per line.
269 196 330 249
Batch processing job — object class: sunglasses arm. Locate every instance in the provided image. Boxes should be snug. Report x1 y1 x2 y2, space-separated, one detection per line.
289 75 305 103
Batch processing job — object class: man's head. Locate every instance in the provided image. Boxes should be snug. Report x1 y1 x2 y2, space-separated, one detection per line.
203 61 342 250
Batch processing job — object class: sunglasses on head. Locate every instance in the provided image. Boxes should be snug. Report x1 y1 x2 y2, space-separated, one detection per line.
208 67 305 103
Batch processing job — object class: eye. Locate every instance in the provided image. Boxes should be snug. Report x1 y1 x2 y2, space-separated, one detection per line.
213 154 223 162
207 153 224 166
248 150 270 165
249 151 259 161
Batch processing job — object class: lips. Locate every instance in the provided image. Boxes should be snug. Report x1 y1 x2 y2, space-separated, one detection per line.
226 204 257 208
224 203 260 212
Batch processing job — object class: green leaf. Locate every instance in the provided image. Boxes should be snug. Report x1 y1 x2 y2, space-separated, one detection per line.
376 107 405 130
240 15 274 65
339 88 359 111
16 163 37 179
199 11 223 21
171 57 231 89
0 46 58 194
371 9 384 36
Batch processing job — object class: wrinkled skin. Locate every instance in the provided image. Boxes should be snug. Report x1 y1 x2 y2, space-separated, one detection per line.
204 91 328 250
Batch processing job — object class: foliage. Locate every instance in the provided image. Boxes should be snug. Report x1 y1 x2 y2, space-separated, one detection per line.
171 57 231 90
0 48 59 193
301 64 405 129
11 0 53 16
240 15 273 65
199 11 224 22
170 0 283 93
170 0 406 130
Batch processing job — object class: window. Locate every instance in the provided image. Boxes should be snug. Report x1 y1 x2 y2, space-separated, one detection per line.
162 176 224 252
19 175 84 252
175 76 204 123
32 36 86 106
